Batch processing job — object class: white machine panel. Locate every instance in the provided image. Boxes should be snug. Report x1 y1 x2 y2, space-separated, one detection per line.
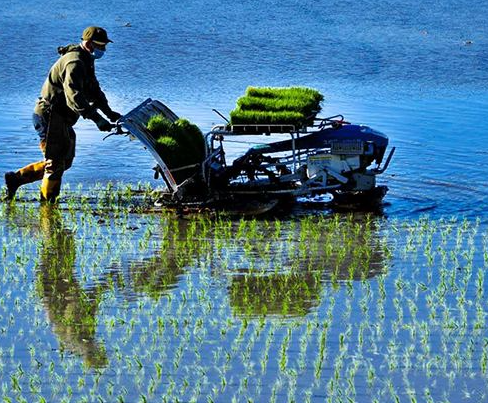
307 153 360 177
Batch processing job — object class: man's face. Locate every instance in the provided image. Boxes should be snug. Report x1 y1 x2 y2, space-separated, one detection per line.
92 42 107 52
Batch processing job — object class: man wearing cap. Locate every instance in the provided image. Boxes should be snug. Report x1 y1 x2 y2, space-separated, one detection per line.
4 26 122 202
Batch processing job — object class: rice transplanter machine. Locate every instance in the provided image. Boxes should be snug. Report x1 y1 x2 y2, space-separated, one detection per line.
114 98 395 213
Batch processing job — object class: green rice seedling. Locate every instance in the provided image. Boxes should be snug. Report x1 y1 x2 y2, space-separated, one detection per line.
230 86 324 129
147 114 173 134
245 86 323 104
314 321 329 379
237 90 317 111
279 328 292 372
146 115 205 184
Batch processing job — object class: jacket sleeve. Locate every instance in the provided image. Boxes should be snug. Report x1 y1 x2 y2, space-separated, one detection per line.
62 61 97 119
86 77 112 116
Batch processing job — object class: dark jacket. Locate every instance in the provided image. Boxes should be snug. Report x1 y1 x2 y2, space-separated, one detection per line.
34 44 111 126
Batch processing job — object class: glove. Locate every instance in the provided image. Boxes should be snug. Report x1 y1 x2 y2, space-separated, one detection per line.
105 110 122 123
92 112 115 132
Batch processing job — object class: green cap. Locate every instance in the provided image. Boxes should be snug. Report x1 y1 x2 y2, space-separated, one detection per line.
81 26 113 45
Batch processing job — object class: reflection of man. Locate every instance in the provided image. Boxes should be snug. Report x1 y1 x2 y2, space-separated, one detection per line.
4 26 121 202
38 204 107 368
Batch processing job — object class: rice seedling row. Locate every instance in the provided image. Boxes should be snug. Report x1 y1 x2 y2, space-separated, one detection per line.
0 186 487 402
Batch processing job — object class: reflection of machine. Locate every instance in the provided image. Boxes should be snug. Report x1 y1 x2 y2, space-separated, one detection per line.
117 99 395 214
228 217 388 318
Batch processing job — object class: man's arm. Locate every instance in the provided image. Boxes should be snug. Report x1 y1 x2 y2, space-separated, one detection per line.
87 76 121 122
63 61 96 118
63 61 114 131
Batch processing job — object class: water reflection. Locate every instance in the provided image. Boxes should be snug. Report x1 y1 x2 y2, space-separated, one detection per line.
229 272 322 317
2 203 391 367
129 256 183 300
113 252 185 301
228 215 388 317
110 218 197 301
36 205 108 368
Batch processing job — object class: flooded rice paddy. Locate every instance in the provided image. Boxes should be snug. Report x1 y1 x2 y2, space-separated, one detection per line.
2 0 488 401
1 188 488 402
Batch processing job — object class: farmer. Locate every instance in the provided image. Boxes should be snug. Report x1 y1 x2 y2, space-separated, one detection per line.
4 26 121 202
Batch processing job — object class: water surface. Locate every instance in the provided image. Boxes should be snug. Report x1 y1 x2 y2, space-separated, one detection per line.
1 1 488 402
1 0 487 218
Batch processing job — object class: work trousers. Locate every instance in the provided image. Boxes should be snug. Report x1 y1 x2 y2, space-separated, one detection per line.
16 109 76 202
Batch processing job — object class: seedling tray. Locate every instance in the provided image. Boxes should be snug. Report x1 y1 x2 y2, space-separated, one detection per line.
229 86 323 133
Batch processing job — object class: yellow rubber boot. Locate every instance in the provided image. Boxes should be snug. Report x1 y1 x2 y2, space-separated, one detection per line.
18 161 47 183
40 177 62 203
4 161 46 200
